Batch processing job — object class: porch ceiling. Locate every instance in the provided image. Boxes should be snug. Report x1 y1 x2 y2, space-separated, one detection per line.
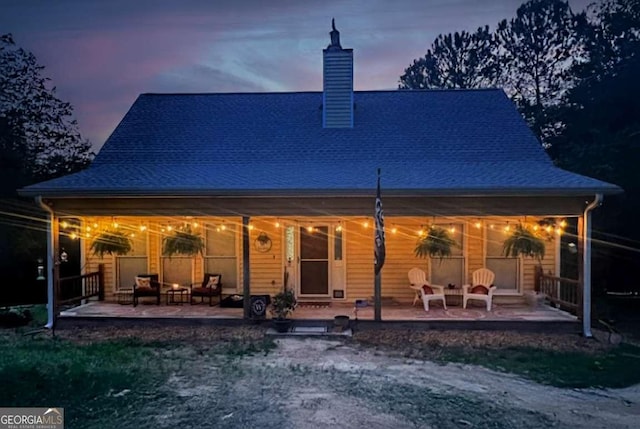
46 195 593 217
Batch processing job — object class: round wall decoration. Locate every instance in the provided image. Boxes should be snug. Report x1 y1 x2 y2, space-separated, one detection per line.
254 232 272 252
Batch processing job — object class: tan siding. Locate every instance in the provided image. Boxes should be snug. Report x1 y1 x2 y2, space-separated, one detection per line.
344 219 374 300
466 221 484 283
249 218 283 296
75 214 560 303
522 235 557 292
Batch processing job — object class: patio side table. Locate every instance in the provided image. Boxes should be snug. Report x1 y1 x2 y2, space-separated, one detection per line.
444 287 463 306
166 287 189 305
116 288 133 305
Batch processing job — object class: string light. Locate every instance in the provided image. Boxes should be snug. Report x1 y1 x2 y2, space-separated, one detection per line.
248 224 254 230
93 223 98 228
474 221 481 229
560 219 567 228
139 225 147 231
70 232 77 240
555 228 563 236
192 222 199 228
60 221 68 229
391 227 397 234
167 226 173 231
336 225 342 232
363 220 369 228
449 225 456 233
221 223 227 231
307 225 314 233
275 221 281 228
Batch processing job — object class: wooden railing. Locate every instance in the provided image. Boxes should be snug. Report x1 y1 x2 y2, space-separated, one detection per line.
58 264 105 305
534 266 582 315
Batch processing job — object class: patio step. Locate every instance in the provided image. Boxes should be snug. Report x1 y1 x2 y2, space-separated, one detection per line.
266 325 352 337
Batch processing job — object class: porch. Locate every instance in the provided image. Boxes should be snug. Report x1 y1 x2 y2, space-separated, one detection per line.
59 299 577 324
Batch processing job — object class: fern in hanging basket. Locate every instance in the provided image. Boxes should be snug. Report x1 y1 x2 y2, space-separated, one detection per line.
90 230 133 258
502 223 546 261
414 226 457 261
162 225 204 257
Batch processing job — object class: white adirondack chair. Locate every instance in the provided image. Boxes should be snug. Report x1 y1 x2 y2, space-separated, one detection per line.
408 267 447 311
463 268 497 311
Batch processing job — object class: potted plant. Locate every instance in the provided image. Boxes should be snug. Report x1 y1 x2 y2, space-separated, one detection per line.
414 226 457 262
270 288 297 333
502 223 546 262
90 230 132 258
162 225 204 257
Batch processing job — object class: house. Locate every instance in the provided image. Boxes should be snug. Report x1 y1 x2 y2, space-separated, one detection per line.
20 23 620 334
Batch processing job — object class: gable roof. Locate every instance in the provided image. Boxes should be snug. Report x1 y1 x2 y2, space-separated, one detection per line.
20 89 620 197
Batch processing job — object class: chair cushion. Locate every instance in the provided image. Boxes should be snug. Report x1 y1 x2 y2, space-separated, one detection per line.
192 287 213 295
136 286 155 293
422 285 433 295
470 285 490 294
135 277 151 288
205 275 221 289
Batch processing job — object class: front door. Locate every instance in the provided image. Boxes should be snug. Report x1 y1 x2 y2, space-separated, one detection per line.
299 225 330 297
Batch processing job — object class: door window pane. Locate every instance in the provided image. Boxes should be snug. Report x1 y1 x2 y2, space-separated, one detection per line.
300 226 328 260
300 261 329 294
333 226 343 261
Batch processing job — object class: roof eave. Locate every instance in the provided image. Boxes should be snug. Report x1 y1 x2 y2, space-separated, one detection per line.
18 185 624 199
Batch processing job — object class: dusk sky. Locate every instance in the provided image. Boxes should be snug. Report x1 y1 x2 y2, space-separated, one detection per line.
2 0 591 152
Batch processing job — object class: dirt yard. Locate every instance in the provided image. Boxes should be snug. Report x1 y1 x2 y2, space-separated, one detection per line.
56 327 640 428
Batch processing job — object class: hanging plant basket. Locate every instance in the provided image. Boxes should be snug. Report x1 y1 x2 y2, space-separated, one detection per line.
502 223 546 261
90 230 132 258
162 225 204 257
414 226 457 261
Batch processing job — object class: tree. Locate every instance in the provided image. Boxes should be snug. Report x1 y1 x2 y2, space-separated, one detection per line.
0 33 92 304
548 0 640 296
399 26 498 89
494 0 587 142
0 33 93 182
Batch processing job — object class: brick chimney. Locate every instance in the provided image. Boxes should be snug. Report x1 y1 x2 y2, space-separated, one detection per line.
323 19 353 128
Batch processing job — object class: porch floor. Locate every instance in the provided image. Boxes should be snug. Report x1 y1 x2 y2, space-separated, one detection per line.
59 300 577 323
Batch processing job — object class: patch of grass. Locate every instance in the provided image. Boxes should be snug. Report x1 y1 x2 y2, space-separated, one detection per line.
0 329 275 428
435 344 640 388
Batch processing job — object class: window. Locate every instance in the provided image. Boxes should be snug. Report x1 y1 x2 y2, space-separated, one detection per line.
430 224 464 287
486 224 519 292
204 223 238 291
117 230 148 288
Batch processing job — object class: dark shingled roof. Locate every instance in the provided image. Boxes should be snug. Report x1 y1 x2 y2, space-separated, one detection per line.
20 89 620 197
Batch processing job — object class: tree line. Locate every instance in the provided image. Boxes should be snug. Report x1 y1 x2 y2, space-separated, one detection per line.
400 0 639 297
1 33 93 303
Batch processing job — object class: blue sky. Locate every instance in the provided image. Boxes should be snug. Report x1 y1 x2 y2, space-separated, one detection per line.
1 0 591 151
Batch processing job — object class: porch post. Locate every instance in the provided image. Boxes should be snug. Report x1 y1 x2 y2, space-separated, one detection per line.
242 216 251 319
36 197 56 330
582 194 603 338
374 273 381 321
